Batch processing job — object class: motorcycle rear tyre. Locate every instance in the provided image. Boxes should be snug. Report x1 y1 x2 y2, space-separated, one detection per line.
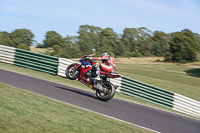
96 81 115 101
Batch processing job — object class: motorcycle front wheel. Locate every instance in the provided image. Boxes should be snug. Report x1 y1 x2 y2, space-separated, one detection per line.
65 63 80 80
96 81 115 101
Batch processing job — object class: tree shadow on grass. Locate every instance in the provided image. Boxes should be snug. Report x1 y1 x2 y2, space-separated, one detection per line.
185 68 200 78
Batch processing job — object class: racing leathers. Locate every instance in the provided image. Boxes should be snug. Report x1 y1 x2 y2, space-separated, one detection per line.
92 55 116 77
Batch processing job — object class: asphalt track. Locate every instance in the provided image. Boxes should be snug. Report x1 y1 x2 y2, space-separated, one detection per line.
0 69 200 133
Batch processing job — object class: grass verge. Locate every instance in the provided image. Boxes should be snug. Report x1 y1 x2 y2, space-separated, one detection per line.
0 82 153 133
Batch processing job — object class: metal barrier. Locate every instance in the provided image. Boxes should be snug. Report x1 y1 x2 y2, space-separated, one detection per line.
120 76 174 108
173 93 200 118
0 45 16 64
119 76 200 117
0 44 199 118
14 48 59 75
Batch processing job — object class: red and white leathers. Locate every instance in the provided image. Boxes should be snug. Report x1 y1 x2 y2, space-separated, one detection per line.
91 54 116 90
93 56 116 73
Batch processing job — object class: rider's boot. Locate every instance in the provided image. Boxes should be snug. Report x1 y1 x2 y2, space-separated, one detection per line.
90 65 106 91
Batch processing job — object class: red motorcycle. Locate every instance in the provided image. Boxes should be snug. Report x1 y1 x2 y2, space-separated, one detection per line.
65 55 122 101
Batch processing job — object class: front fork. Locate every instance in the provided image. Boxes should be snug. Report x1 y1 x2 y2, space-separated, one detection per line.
71 63 80 70
69 63 80 77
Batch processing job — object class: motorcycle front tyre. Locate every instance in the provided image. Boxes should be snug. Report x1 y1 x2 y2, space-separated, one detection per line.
65 63 80 80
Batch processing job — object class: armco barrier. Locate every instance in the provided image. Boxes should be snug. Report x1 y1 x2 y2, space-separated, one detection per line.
0 44 199 118
120 76 174 108
0 45 16 64
173 93 200 118
14 48 59 75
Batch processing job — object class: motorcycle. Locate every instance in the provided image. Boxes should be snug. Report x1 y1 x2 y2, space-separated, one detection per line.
65 55 122 101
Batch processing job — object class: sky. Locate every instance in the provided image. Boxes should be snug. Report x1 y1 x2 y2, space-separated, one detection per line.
0 0 200 44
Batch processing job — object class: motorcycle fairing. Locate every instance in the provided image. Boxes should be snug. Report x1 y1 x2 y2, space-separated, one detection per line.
78 64 94 90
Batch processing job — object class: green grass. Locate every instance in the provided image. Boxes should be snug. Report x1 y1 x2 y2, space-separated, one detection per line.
0 83 153 133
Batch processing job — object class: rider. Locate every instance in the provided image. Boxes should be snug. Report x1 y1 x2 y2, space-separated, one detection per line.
91 53 116 90
92 53 116 74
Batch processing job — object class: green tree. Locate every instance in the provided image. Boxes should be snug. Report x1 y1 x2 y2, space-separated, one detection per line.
51 45 61 56
63 36 82 58
112 36 126 57
122 28 139 55
165 29 199 63
99 36 111 54
50 36 82 58
78 31 93 55
122 27 152 56
137 27 152 56
17 44 30 51
36 43 45 48
0 31 15 47
151 31 170 56
194 33 200 45
154 42 162 56
194 33 200 54
78 25 102 55
43 31 64 47
98 28 118 56
137 27 152 42
10 29 35 46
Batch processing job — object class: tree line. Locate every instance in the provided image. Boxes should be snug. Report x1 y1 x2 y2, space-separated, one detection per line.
0 25 200 63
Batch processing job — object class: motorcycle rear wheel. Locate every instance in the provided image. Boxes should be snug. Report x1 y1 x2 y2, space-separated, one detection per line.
96 81 115 101
65 63 80 80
